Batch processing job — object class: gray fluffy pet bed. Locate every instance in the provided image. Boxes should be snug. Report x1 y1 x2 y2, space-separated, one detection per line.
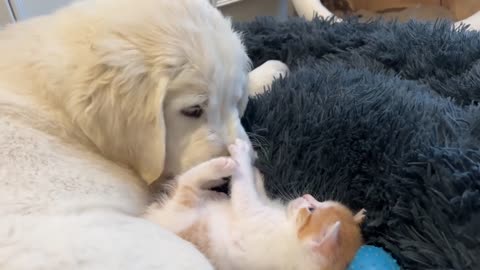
235 18 480 270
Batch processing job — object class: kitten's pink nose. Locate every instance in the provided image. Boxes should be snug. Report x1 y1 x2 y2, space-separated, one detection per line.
303 194 315 202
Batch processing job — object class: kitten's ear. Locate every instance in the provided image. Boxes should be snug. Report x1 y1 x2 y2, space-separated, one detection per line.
311 221 341 256
354 209 367 224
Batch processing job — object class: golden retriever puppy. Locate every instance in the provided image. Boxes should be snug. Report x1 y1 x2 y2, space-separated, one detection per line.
0 0 287 269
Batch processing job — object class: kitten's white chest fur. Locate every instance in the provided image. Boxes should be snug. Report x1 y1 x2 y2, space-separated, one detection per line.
203 202 300 270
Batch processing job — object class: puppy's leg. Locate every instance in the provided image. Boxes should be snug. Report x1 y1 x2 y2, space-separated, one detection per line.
248 60 289 96
0 215 213 270
455 11 480 31
228 139 266 216
291 0 342 22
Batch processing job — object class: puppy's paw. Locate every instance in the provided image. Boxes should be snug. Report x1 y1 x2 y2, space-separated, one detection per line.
455 11 480 31
248 60 289 96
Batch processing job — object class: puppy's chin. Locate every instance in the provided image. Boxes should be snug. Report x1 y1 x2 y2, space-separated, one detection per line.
148 172 174 194
151 172 173 184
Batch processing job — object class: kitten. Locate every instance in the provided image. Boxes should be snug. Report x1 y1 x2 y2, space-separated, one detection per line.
144 139 366 270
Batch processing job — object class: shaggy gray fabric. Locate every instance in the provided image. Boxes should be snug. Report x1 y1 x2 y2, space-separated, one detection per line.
236 18 480 270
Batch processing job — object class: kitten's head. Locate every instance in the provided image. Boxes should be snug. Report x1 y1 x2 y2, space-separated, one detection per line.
286 194 366 270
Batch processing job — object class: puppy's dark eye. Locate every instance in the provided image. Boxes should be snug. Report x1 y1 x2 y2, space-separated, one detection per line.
308 207 315 212
181 105 203 118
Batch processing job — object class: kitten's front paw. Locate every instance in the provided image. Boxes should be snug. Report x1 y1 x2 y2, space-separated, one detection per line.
228 139 253 172
208 157 237 178
228 139 251 160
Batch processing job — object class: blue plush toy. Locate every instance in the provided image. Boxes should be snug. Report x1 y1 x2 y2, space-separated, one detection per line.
348 245 401 270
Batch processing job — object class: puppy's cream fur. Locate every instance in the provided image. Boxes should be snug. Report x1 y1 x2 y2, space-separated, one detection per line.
0 0 285 269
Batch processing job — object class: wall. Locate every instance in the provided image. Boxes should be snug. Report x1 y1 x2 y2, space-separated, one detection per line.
0 0 14 26
0 0 292 26
349 0 480 20
219 0 294 21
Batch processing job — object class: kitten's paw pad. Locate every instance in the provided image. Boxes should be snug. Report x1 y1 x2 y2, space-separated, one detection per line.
209 157 237 176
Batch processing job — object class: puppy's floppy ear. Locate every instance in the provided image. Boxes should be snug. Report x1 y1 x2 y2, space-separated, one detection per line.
135 78 168 184
66 34 169 184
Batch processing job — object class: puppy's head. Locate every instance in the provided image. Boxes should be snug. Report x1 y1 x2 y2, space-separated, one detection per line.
64 0 251 183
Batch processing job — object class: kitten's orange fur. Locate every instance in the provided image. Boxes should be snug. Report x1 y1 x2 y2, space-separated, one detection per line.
297 196 366 269
145 139 366 270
